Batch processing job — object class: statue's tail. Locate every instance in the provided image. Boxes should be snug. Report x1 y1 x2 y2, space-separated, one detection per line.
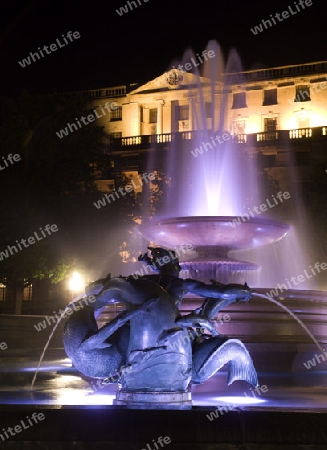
226 341 258 387
192 337 258 387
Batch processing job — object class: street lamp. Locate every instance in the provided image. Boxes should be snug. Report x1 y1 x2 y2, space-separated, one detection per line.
68 271 85 297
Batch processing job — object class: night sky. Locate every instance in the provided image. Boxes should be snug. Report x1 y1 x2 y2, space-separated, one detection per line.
0 0 325 95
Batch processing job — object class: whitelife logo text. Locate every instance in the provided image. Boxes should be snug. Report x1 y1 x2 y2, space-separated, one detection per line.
0 153 21 172
0 224 58 261
116 0 149 16
1 412 45 442
266 261 327 299
18 31 81 68
250 0 313 35
172 49 216 73
93 173 155 209
229 192 291 228
34 295 96 332
55 101 118 139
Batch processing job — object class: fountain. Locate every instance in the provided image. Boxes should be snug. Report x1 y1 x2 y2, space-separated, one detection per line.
1 40 327 449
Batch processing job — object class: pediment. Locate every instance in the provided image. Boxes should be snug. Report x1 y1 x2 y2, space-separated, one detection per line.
130 69 213 94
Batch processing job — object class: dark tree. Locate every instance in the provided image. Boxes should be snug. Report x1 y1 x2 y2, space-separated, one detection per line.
0 92 106 313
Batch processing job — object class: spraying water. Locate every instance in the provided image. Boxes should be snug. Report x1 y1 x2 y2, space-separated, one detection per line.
144 39 312 288
158 41 259 218
31 311 67 388
255 292 325 354
31 293 87 389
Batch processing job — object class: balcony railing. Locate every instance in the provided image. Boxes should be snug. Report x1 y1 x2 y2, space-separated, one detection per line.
120 131 210 147
256 127 326 142
225 61 327 84
289 128 312 139
106 126 327 151
257 131 280 142
232 134 247 144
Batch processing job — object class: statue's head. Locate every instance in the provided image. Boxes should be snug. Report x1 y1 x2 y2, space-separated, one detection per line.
138 247 182 277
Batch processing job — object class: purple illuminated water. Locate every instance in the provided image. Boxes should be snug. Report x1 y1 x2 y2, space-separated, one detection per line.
161 41 259 218
141 40 313 289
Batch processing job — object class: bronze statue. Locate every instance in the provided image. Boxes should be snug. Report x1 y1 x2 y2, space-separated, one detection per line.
63 247 258 393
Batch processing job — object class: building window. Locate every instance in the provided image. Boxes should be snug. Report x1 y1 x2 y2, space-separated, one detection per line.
110 106 122 121
232 92 247 109
232 120 246 143
0 283 5 301
262 154 277 167
277 151 290 165
205 102 212 118
294 85 311 102
233 120 245 135
23 284 32 301
149 108 158 123
110 132 122 142
264 118 278 140
263 89 277 106
297 117 310 129
294 151 310 166
175 105 189 121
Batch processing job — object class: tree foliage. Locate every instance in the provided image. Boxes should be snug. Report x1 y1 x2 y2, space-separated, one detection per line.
0 91 107 312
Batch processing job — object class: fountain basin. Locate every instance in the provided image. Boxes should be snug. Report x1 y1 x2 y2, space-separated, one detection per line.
139 216 290 283
139 216 290 251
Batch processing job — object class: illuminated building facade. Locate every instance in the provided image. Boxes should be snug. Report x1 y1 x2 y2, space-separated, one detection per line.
70 61 327 194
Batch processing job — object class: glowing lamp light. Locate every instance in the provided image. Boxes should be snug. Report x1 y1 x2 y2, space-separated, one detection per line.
57 389 115 405
68 272 85 293
214 395 266 405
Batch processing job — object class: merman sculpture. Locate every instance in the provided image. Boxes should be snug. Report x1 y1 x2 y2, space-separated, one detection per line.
63 247 258 401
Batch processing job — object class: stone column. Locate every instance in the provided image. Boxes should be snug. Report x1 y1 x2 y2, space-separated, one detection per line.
188 97 193 132
157 101 163 135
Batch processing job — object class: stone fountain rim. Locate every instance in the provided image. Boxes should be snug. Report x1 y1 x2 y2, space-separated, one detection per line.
179 257 259 269
139 215 291 253
141 215 290 230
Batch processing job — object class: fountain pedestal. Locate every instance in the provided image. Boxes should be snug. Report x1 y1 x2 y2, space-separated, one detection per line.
114 390 192 409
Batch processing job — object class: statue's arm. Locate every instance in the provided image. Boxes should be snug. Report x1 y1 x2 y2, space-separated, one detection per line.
182 279 252 318
183 279 231 297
